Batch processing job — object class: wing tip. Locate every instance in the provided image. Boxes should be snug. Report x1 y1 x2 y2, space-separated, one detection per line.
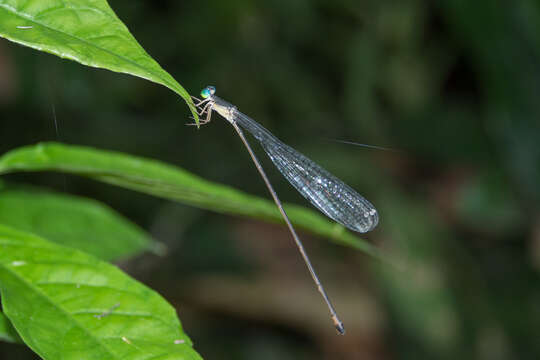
354 208 379 233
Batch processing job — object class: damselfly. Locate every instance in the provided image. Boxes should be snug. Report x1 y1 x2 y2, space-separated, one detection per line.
192 86 379 334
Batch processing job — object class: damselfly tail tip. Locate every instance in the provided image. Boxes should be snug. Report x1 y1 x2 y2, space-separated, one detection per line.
332 315 346 335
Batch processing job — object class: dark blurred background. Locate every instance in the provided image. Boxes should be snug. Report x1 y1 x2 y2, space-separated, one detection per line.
1 0 540 359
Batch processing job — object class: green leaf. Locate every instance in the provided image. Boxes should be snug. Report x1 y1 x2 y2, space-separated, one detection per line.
0 0 198 124
0 224 202 360
0 142 384 261
0 310 22 343
0 181 162 261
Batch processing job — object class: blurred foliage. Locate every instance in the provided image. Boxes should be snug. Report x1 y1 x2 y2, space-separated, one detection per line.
0 0 539 359
0 179 158 261
0 142 381 258
0 310 20 343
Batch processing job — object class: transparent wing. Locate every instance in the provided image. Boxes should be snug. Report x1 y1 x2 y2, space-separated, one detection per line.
235 112 378 233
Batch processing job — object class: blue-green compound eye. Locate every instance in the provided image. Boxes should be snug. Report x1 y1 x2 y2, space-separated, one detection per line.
200 86 216 99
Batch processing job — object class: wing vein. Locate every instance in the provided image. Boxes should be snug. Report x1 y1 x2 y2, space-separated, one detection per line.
234 111 378 233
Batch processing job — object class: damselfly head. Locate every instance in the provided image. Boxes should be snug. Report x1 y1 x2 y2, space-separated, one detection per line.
201 86 216 99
